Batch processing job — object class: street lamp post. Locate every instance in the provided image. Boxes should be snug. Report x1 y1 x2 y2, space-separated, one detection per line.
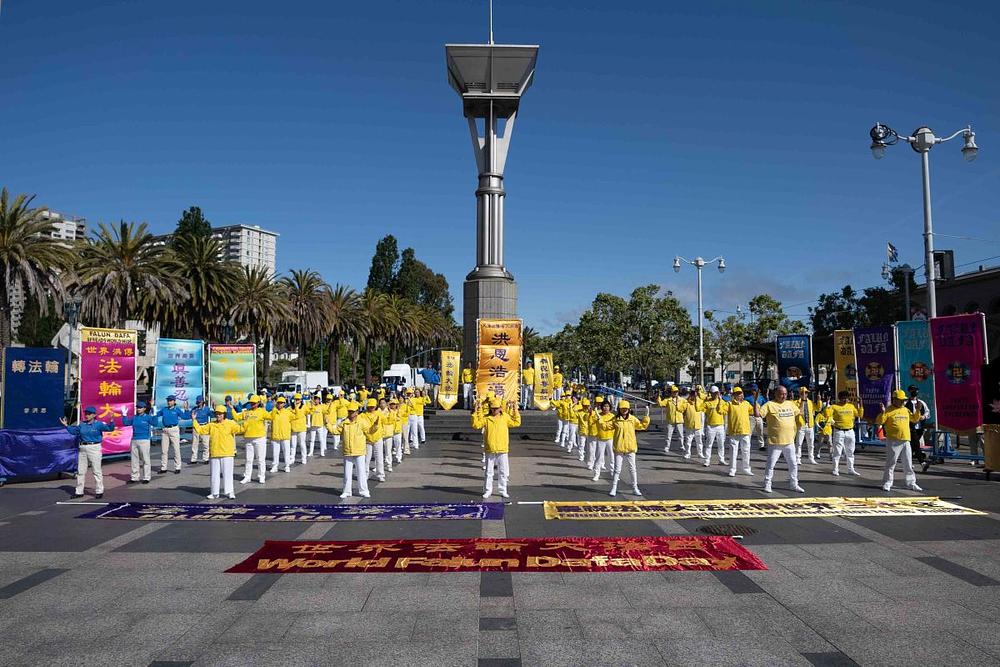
63 298 82 400
869 122 978 318
674 255 725 386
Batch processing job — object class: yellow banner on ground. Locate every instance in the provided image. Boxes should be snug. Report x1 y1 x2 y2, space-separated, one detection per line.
834 329 858 400
476 319 522 405
542 496 984 521
438 350 460 410
533 352 553 411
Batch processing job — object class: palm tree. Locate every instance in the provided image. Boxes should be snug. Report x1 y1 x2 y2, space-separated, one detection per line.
0 188 73 346
166 234 241 338
357 289 393 383
325 285 360 385
230 265 290 379
72 221 179 327
278 269 332 370
523 325 541 360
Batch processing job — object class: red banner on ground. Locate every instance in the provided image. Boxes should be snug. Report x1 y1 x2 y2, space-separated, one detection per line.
225 536 766 573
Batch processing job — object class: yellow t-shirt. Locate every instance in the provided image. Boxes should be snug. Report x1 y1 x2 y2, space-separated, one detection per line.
876 405 920 441
829 402 862 429
682 397 704 430
522 367 535 385
758 400 801 446
461 368 474 384
703 398 727 427
794 398 815 428
725 400 753 436
471 410 521 454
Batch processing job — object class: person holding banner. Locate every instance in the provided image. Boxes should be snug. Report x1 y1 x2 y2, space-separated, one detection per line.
608 400 650 497
876 390 924 492
702 386 728 466
461 363 474 409
289 393 310 465
724 387 754 477
234 395 268 485
190 396 212 464
158 395 191 475
658 385 686 455
61 407 115 498
590 399 616 481
829 391 864 477
307 393 328 458
267 396 294 473
521 361 535 410
472 397 521 499
122 401 160 484
754 386 805 494
331 401 379 498
192 405 244 500
795 387 818 465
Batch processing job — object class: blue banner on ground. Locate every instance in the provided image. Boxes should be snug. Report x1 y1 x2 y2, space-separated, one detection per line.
0 427 77 479
853 325 896 419
775 334 812 394
895 320 935 423
78 501 506 522
2 347 65 429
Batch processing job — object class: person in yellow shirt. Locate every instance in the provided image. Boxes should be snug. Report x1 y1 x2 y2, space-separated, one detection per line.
724 387 755 477
358 387 370 404
814 393 833 461
234 395 269 485
828 391 864 477
472 398 521 498
657 384 686 454
576 398 593 463
330 401 381 498
267 396 294 474
608 400 650 497
794 387 817 465
552 395 569 444
876 389 923 492
378 397 399 473
306 393 325 458
590 400 616 482
289 393 310 466
406 388 432 450
560 395 582 450
521 361 536 410
359 398 385 482
552 365 564 400
461 363 474 409
388 397 405 464
678 388 704 461
192 405 244 500
753 386 804 493
702 386 728 466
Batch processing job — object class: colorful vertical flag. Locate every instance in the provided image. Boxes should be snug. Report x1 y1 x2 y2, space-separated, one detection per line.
153 338 205 412
207 344 256 408
533 352 554 411
853 326 896 419
476 319 522 405
1 347 65 429
775 334 812 394
833 330 858 400
895 321 935 422
930 314 987 432
438 350 460 410
79 327 137 454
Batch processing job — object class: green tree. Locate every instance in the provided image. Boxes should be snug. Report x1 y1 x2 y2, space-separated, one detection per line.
278 269 332 371
17 294 63 347
366 235 399 293
229 265 290 380
704 312 747 380
172 206 212 246
809 285 865 337
166 234 240 338
576 293 629 375
623 285 697 382
393 247 455 318
0 188 72 346
744 293 807 378
325 285 361 384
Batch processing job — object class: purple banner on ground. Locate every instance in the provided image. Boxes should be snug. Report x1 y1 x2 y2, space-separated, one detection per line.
77 501 505 522
930 314 987 432
0 427 77 479
853 326 896 420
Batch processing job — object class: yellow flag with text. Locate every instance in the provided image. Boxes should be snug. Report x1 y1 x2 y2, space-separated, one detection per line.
834 329 858 400
476 319 522 404
533 353 554 410
438 350 460 410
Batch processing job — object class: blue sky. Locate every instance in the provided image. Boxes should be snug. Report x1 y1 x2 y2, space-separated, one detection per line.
1 0 998 333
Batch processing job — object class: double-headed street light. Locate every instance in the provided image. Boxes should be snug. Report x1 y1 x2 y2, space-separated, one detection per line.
869 122 978 318
674 255 725 386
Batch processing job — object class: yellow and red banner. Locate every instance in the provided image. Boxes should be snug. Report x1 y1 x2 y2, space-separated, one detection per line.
833 329 858 400
476 319 522 404
533 352 554 411
437 350 460 410
79 327 137 454
225 535 766 573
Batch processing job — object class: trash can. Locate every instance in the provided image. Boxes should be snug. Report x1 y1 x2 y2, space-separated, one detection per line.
984 425 1000 480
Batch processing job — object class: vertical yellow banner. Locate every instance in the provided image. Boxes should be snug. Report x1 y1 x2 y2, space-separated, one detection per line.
834 329 858 400
533 353 553 410
438 350 460 410
476 319 522 404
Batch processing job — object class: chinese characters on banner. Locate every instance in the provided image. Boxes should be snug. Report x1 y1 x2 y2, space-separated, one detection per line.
533 352 553 411
153 338 204 413
475 319 522 404
207 344 256 408
895 321 935 422
833 329 858 401
79 327 136 454
775 334 812 394
930 313 987 432
2 347 65 429
437 350 460 410
853 325 896 419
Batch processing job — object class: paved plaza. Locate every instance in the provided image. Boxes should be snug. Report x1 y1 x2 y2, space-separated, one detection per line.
2 411 1000 667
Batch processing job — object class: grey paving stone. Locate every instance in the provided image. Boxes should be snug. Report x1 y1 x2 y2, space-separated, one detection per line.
222 611 296 642
283 610 414 641
654 636 811 667
828 628 997 666
412 611 480 642
515 610 583 638
802 650 861 666
575 608 711 639
514 582 631 610
519 639 665 667
362 584 480 611
0 567 68 599
227 574 281 601
478 630 521 659
253 587 371 612
479 616 518 631
916 555 1000 586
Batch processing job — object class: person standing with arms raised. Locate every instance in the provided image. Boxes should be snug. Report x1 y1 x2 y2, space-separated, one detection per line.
192 405 244 500
472 397 521 499
753 385 805 494
158 395 190 475
61 407 115 499
657 385 686 455
608 400 650 497
876 389 924 492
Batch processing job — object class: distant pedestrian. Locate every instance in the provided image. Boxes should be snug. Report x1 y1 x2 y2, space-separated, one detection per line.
158 395 190 474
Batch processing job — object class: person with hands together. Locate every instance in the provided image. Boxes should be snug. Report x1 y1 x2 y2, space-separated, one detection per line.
876 390 924 492
472 398 521 499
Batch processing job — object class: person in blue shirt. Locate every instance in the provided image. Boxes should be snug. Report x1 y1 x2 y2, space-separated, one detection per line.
122 401 161 483
190 395 213 464
158 395 190 474
223 395 242 420
60 406 115 498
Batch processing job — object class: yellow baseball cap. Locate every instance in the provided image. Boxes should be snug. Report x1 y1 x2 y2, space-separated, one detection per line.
366 398 377 407
581 398 590 406
214 405 227 413
276 396 287 403
293 393 302 400
347 401 360 411
488 398 503 409
892 389 907 400
595 396 604 403
619 400 631 409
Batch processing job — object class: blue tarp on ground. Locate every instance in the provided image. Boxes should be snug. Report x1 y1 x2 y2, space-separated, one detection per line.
0 428 77 479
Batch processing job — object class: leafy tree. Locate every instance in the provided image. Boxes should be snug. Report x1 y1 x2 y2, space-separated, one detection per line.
623 285 697 382
809 285 865 337
278 269 332 370
165 234 240 338
393 247 454 318
366 235 399 294
704 312 747 380
576 293 629 375
325 285 360 384
17 294 63 347
743 293 806 378
229 265 290 380
172 206 212 245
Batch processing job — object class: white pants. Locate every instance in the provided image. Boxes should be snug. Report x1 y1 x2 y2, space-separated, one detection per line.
665 423 684 452
130 439 151 481
484 452 509 495
553 387 563 401
611 452 638 491
209 456 234 497
463 382 473 408
382 437 394 471
392 433 403 462
764 444 799 489
366 442 385 479
402 419 411 453
593 439 614 477
291 431 308 464
562 422 578 449
333 418 343 450
415 415 426 443
342 454 369 496
587 437 598 469
555 419 565 442
408 415 424 449
270 439 291 471
191 433 210 462
795 426 816 462
704 425 727 463
883 439 916 489
752 417 765 447
521 385 534 410
685 430 704 458
308 426 328 456
243 437 266 482
832 429 857 473
727 435 752 475
576 432 587 459
76 443 104 494
160 426 181 471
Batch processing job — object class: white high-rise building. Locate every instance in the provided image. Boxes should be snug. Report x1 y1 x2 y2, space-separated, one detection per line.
210 224 279 274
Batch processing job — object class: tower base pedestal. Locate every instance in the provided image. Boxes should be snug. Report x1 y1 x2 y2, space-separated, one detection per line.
463 274 518 366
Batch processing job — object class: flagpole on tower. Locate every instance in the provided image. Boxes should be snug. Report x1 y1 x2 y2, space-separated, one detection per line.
489 0 494 45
